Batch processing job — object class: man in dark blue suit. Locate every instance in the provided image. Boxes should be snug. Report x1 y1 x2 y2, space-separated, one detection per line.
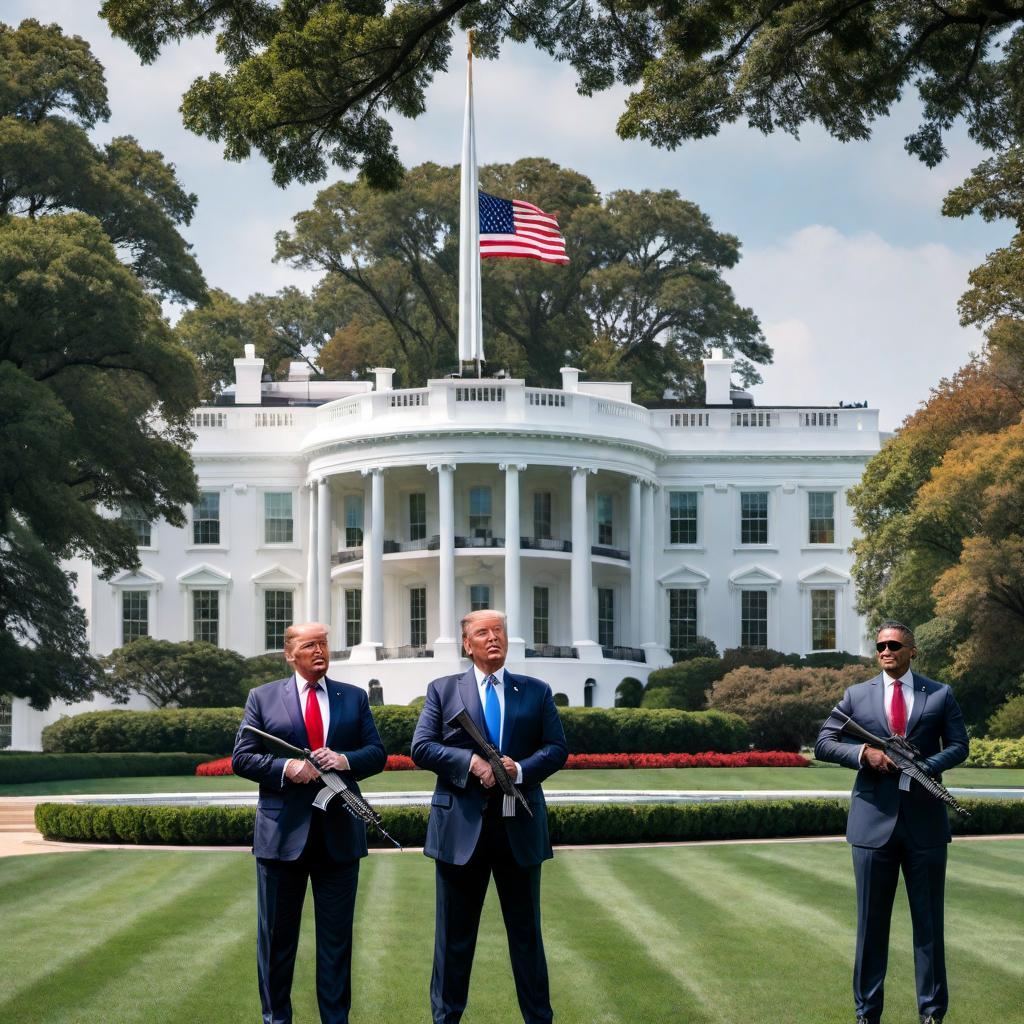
411 609 569 1024
232 621 386 1024
815 620 969 1024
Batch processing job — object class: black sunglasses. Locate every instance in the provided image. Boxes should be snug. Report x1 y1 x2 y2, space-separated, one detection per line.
875 640 906 653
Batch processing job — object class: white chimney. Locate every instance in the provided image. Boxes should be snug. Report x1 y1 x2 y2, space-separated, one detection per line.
560 366 580 393
373 367 395 392
702 348 733 406
234 344 265 405
288 361 311 382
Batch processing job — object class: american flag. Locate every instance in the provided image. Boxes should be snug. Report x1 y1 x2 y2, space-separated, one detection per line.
478 191 569 264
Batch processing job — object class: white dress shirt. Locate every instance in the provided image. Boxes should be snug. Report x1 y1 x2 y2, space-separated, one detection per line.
882 669 915 727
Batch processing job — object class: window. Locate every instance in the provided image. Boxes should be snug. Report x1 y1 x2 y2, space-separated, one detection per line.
121 505 151 547
533 587 550 645
410 587 427 647
469 584 491 611
0 694 10 750
345 589 362 647
596 493 614 546
469 486 492 537
193 590 220 645
808 491 836 545
264 492 294 544
193 491 221 545
533 492 552 540
345 495 363 547
409 492 427 541
264 590 293 651
122 591 149 642
669 492 698 545
740 590 768 648
811 589 837 650
598 588 615 647
668 589 698 651
740 491 768 545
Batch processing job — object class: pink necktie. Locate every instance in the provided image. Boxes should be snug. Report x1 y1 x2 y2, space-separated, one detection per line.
890 680 907 736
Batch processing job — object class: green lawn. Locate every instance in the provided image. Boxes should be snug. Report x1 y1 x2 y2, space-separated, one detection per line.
2 764 1021 796
0 840 1021 1023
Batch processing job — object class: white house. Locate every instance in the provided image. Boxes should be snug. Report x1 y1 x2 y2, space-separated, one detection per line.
4 348 881 749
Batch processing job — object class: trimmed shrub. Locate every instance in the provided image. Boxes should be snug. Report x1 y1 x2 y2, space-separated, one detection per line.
643 658 726 710
965 738 1024 768
801 651 874 669
42 708 245 755
709 664 867 751
720 647 803 672
614 677 644 708
987 695 1024 739
371 706 421 755
668 636 719 661
553 692 569 707
0 752 214 784
35 797 1024 848
558 708 748 754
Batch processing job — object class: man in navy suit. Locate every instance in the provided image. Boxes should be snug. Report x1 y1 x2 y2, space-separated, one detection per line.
815 620 969 1024
411 609 568 1024
232 621 386 1024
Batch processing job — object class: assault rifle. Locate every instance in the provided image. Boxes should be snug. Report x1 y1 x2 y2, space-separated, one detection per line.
448 709 533 819
826 707 970 818
241 724 402 848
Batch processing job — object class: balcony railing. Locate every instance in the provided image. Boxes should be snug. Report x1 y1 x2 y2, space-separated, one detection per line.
602 646 646 663
521 537 571 552
525 645 578 659
591 544 630 561
454 535 505 548
330 649 352 660
377 645 434 660
333 548 363 565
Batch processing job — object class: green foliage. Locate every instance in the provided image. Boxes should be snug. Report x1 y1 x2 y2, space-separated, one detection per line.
614 677 643 708
238 653 289 691
668 635 719 661
644 657 727 709
965 738 1024 768
709 665 867 751
552 692 569 707
0 752 212 784
801 651 873 669
368 705 421 755
987 698 1024 740
41 708 245 755
557 708 748 754
720 647 802 672
103 639 248 708
275 158 767 399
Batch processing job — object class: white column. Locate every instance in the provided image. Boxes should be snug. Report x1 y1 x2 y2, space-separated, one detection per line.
570 466 600 659
430 463 458 661
363 467 384 646
501 462 526 658
306 480 319 621
641 481 672 666
316 477 331 626
629 476 642 647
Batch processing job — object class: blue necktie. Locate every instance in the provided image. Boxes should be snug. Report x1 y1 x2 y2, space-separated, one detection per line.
484 675 501 749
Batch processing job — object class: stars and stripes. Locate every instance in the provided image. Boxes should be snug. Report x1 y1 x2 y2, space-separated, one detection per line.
479 191 569 264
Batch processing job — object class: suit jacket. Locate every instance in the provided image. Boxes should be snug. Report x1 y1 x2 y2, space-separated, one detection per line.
410 667 569 867
232 675 386 861
814 671 969 848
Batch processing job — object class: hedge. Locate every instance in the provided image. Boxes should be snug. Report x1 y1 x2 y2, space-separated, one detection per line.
964 738 1024 769
0 753 214 784
42 705 749 757
34 797 1024 848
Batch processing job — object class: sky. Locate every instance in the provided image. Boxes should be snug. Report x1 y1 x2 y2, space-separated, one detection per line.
7 3 1011 430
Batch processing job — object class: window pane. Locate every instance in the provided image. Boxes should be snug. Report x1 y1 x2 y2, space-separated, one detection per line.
469 486 492 536
345 590 362 647
598 588 614 647
740 491 768 545
345 495 363 547
533 492 552 540
193 590 219 645
469 585 491 612
193 491 221 545
121 505 151 547
410 587 427 647
122 591 149 642
0 694 11 750
597 493 613 546
533 586 549 645
264 590 293 650
808 491 836 544
409 492 427 541
264 492 293 544
668 589 698 651
740 590 768 648
811 589 837 650
669 492 698 545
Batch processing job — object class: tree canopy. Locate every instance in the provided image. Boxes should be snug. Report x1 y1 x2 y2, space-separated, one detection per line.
1 20 205 707
271 157 767 398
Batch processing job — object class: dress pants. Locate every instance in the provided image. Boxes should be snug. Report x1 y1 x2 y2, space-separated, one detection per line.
256 815 360 1024
431 799 552 1024
851 813 948 1023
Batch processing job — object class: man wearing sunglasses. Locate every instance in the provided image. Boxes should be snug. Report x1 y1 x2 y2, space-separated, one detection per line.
815 621 969 1024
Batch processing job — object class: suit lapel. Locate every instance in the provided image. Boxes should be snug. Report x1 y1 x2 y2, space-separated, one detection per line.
279 675 307 746
502 671 522 752
905 672 930 737
870 673 890 736
325 678 344 748
458 667 486 734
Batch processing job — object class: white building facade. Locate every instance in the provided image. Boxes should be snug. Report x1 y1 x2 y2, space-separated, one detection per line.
6 349 881 749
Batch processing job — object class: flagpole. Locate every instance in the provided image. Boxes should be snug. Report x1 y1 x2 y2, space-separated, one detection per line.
458 30 483 377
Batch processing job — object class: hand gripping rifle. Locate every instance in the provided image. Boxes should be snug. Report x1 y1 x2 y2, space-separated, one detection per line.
241 724 402 848
826 707 970 818
448 709 533 819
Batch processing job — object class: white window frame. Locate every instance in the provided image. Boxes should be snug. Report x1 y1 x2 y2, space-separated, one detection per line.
188 488 229 551
666 490 702 548
800 486 844 551
259 488 300 550
734 486 779 551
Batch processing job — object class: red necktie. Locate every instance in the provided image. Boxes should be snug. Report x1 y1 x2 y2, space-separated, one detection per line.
890 680 907 736
304 682 324 750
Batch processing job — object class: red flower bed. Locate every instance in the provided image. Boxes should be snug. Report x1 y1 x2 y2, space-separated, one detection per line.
195 750 807 775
